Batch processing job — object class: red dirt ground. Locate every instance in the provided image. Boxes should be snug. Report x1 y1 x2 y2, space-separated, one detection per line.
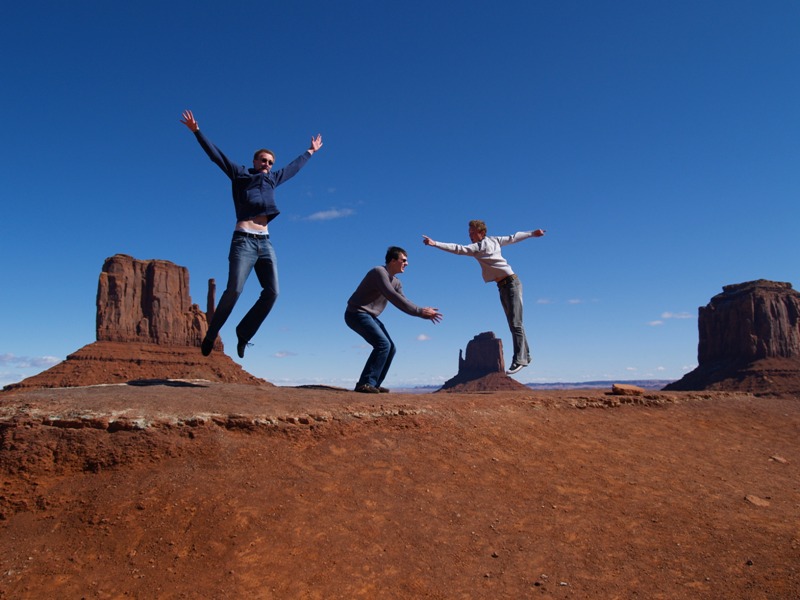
1 383 799 599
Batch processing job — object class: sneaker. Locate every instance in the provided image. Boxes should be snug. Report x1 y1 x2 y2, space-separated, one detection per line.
355 383 380 394
506 363 526 375
201 334 215 357
237 337 252 359
377 386 390 393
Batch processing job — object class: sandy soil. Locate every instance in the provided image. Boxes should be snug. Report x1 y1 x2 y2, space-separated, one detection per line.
1 383 798 599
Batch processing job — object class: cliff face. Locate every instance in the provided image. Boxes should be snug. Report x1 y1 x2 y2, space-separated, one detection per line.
96 254 209 346
458 331 506 377
665 280 800 395
697 280 800 364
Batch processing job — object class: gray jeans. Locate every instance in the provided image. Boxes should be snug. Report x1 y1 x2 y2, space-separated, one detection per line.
498 276 530 366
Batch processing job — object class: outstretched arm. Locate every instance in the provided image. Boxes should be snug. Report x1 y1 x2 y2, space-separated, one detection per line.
495 229 547 247
422 234 479 256
180 109 199 133
180 110 242 179
272 136 320 185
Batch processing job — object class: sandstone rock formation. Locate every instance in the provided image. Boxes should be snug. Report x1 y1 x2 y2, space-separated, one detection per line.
3 342 264 391
611 383 645 396
97 254 210 346
664 279 800 395
4 255 265 391
439 332 529 392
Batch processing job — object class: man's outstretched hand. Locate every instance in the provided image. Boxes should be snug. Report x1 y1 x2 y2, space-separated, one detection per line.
422 307 443 324
180 109 199 133
308 134 323 154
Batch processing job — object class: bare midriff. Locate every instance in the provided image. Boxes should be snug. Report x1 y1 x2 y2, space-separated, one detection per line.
236 215 269 232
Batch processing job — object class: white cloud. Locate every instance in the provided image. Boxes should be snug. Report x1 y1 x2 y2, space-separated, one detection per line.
649 311 694 326
305 207 355 221
274 351 297 358
0 353 60 368
567 299 582 305
417 334 430 341
661 311 693 320
626 367 637 372
536 298 552 305
0 373 24 388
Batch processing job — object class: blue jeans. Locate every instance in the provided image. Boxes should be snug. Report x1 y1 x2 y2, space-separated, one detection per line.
498 276 530 366
344 310 396 388
207 232 279 343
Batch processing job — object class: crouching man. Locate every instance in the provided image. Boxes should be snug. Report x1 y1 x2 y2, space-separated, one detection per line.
345 246 443 393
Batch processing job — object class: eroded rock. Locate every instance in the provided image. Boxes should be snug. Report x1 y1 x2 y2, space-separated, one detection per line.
664 280 800 394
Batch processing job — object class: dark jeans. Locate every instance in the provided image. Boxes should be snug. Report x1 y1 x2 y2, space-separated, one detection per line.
207 232 278 344
344 310 396 388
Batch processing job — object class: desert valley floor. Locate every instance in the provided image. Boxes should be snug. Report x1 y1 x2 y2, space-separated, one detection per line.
1 383 799 599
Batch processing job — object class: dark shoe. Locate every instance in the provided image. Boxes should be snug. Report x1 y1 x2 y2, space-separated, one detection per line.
506 363 526 375
201 334 215 357
355 383 380 394
237 336 251 359
377 386 390 393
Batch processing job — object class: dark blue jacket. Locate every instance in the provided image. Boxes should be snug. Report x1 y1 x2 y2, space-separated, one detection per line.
194 130 311 223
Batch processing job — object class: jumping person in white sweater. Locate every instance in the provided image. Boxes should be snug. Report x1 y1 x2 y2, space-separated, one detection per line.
423 220 545 375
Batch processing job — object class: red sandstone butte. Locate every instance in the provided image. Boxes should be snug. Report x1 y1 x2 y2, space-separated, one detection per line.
4 254 264 391
665 279 800 395
439 331 529 392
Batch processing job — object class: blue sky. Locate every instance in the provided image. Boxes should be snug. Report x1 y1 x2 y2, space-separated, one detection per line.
2 1 798 388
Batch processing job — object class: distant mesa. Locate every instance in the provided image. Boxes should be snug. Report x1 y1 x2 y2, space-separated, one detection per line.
438 331 529 392
664 279 800 396
3 254 265 392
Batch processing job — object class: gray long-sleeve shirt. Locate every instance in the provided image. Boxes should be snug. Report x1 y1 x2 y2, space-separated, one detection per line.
428 231 537 282
346 266 423 318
